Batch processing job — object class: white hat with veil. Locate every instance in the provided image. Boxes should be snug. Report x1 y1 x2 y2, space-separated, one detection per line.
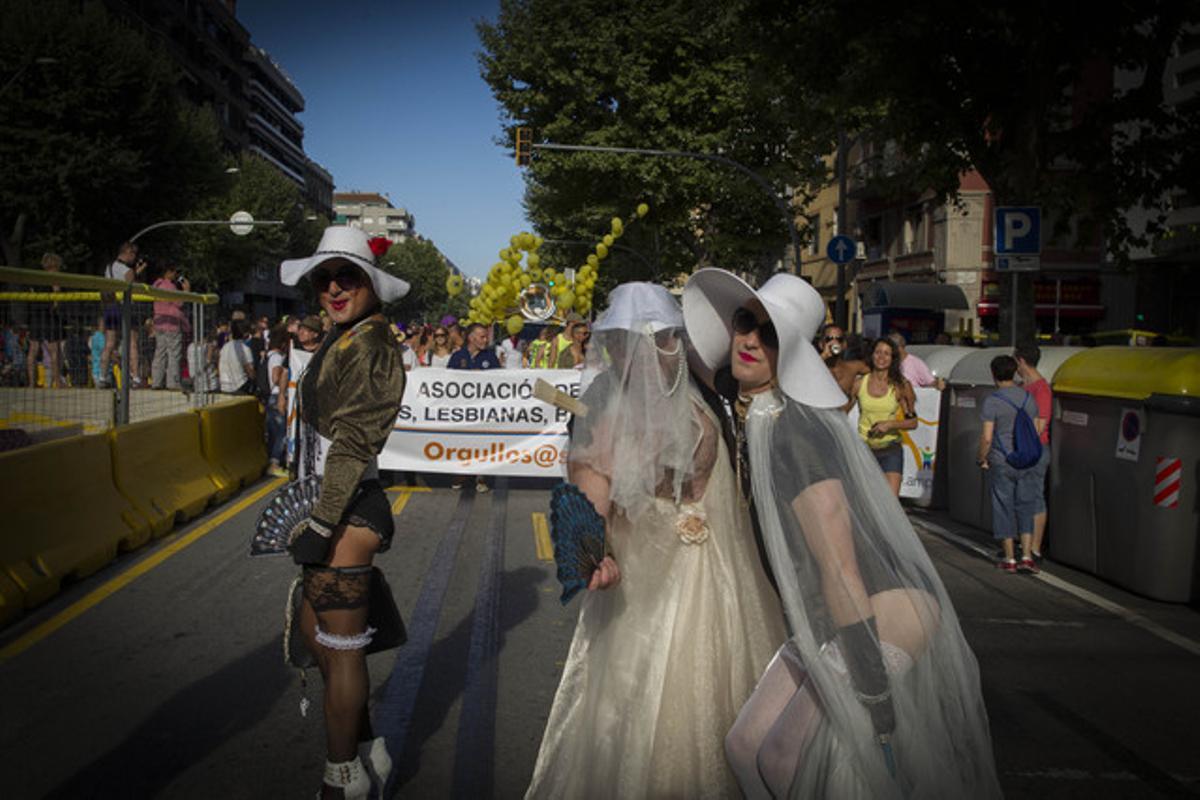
570 282 698 522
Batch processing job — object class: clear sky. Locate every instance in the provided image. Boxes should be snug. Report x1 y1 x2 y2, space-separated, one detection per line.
236 0 527 279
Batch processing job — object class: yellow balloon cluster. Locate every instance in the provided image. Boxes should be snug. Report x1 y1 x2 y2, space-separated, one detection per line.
464 204 650 326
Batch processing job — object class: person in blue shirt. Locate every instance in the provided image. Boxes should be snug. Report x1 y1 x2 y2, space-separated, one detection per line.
447 322 499 491
447 322 501 370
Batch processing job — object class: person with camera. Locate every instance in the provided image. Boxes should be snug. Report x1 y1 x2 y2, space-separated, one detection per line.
150 263 190 390
100 241 146 388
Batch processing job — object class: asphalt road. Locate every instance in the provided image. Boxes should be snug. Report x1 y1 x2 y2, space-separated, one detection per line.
1 475 1197 798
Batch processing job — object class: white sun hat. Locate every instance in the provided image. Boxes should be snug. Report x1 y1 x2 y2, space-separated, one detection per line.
593 281 682 334
682 269 846 408
280 225 410 303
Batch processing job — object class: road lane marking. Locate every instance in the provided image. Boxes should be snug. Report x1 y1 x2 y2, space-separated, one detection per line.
388 486 430 514
978 618 1086 628
377 488 476 793
531 512 553 561
453 478 508 797
0 476 287 664
910 516 1200 658
909 516 995 560
1035 571 1200 658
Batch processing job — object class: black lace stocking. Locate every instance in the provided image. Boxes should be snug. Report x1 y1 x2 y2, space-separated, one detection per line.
302 566 373 764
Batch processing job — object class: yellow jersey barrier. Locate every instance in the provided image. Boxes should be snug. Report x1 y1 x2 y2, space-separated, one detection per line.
196 398 267 503
0 433 151 624
109 412 220 538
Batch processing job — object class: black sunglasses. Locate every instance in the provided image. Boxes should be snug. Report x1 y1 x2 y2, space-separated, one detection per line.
732 307 778 349
822 334 845 342
311 264 367 293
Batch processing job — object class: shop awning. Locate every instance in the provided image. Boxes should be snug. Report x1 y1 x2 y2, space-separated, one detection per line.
860 281 970 311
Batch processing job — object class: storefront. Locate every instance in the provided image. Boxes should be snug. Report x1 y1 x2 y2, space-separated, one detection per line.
977 274 1104 336
858 281 971 343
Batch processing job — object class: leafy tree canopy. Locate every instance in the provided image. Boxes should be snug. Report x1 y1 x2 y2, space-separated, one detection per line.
752 0 1200 256
0 0 226 271
378 237 463 323
165 152 318 291
478 0 832 282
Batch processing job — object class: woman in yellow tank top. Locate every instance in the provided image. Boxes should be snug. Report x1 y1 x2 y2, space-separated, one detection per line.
850 337 917 496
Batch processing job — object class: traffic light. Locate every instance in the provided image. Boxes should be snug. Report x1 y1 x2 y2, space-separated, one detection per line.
515 127 532 167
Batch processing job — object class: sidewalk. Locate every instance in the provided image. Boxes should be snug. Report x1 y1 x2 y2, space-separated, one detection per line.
905 502 1200 649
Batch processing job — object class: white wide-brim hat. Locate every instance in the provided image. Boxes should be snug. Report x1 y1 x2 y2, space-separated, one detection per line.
682 269 846 408
280 225 411 303
593 282 683 334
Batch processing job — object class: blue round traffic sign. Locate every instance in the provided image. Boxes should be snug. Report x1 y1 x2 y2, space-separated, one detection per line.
826 234 857 264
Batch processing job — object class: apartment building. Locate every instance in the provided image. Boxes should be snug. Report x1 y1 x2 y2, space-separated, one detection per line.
333 193 416 244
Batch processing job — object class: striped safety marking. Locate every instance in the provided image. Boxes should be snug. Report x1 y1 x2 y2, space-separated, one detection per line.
1154 457 1182 509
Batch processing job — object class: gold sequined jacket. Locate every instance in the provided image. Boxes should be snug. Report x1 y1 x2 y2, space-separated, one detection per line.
303 315 405 525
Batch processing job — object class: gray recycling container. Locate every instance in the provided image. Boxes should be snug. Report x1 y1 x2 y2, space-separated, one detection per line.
1049 347 1200 602
908 345 977 383
946 347 1085 532
908 346 976 507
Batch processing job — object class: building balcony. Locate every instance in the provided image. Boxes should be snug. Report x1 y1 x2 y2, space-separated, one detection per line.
248 144 305 186
247 111 306 161
249 79 304 133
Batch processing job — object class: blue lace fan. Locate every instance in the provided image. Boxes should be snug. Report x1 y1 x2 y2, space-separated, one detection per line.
250 475 323 557
549 482 607 605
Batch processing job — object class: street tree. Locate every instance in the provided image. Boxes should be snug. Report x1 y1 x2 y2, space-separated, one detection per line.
477 0 830 281
750 0 1200 343
166 153 314 291
0 0 227 271
378 237 457 322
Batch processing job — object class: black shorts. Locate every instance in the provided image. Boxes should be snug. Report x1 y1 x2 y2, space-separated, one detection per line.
341 479 394 552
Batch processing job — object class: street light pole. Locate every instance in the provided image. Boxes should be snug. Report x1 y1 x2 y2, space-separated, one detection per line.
531 142 802 273
128 218 284 243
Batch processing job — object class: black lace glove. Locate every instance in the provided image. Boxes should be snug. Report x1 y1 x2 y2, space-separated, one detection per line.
288 517 335 565
838 617 895 738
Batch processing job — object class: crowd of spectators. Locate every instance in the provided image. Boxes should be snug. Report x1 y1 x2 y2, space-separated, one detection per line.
395 314 590 371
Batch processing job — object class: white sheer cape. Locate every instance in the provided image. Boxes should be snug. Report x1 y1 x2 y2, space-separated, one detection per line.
745 389 1001 798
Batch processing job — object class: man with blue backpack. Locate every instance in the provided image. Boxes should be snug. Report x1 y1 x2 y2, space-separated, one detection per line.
977 354 1043 573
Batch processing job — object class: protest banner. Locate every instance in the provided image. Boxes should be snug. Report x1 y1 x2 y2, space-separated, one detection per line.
381 368 582 477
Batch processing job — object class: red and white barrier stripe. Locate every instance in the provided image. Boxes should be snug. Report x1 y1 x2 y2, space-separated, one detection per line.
1154 457 1182 509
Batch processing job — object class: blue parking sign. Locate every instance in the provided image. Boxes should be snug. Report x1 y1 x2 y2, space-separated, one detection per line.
994 207 1041 255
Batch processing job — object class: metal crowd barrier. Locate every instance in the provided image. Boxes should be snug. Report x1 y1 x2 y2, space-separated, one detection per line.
0 266 221 449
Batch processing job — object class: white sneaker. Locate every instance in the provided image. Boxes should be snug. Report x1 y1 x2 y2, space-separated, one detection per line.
358 737 392 793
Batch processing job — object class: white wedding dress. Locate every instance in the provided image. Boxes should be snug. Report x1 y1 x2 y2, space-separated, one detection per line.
526 396 786 799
